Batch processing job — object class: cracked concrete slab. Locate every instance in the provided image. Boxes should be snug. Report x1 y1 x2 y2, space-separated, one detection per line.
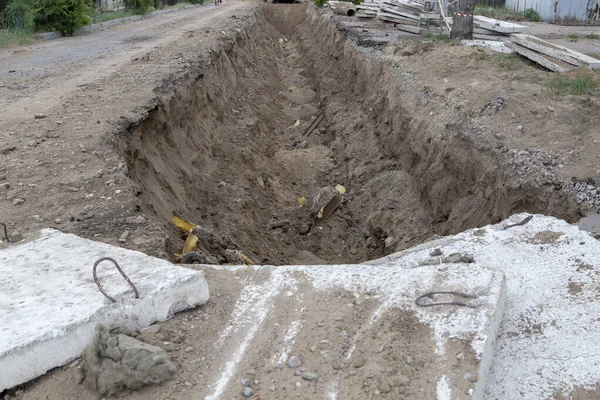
372 213 600 399
0 229 209 392
192 260 505 400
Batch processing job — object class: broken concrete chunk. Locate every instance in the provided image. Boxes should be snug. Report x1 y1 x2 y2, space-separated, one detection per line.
0 229 209 392
419 252 475 266
81 324 176 395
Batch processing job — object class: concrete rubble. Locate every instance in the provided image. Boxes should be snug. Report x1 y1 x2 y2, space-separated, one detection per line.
3 214 600 399
0 229 209 392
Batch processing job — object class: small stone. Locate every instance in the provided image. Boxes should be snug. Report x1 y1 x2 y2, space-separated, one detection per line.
12 198 25 206
105 179 115 185
257 176 265 188
134 215 146 224
288 356 302 368
185 381 193 388
54 218 62 224
247 369 257 376
69 359 80 368
140 324 161 335
317 322 324 327
296 382 302 388
516 125 523 131
294 370 302 376
10 233 23 242
119 230 130 242
406 356 413 365
547 106 555 112
353 357 366 368
269 385 275 391
0 176 5 181
243 387 253 397
302 372 318 381
241 378 249 386
85 193 94 199
34 114 47 119
348 370 358 376
429 248 443 256
184 346 194 353
456 353 464 360
218 181 227 188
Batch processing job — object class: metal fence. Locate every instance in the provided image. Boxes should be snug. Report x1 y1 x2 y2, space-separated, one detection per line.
475 0 507 7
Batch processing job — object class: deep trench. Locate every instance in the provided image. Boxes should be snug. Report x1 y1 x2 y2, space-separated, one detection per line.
123 5 580 266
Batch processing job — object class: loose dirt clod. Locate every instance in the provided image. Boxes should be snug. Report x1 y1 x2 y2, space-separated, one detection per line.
80 324 176 395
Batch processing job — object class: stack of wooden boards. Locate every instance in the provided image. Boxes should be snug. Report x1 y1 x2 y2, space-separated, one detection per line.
507 34 600 72
356 0 381 18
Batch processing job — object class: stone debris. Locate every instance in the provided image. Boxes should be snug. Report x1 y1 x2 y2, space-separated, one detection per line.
302 372 319 381
242 386 253 397
287 356 302 368
80 324 176 395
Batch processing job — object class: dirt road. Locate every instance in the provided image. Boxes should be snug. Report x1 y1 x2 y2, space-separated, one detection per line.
0 3 249 127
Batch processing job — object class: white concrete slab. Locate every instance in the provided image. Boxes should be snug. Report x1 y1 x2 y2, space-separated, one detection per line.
372 214 600 399
0 229 209 392
199 261 505 400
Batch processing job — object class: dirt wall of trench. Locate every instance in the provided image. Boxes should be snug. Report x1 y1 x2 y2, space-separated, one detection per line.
121 4 581 266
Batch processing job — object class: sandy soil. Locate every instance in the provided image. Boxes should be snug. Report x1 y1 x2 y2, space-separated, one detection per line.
2 2 600 399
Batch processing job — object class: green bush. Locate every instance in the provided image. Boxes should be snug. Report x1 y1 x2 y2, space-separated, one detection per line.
2 0 36 31
124 0 154 14
188 0 206 4
33 0 93 34
523 8 541 22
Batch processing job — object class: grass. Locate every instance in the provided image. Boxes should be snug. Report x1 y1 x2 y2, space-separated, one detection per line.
424 31 451 43
549 73 598 96
474 6 523 20
569 33 578 42
586 33 600 39
0 28 36 48
474 6 541 22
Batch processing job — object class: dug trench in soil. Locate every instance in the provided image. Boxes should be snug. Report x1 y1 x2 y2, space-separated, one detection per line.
122 4 581 266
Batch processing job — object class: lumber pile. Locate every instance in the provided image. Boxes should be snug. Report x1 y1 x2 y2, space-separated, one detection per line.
356 0 381 18
507 34 600 72
376 0 429 34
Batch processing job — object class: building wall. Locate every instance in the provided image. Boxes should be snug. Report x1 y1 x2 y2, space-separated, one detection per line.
506 0 600 24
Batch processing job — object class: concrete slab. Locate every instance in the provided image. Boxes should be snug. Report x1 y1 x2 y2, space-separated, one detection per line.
196 261 505 400
372 214 600 399
36 31 62 40
0 229 209 392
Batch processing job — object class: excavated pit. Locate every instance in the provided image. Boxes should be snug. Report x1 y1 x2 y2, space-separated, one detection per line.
123 5 580 265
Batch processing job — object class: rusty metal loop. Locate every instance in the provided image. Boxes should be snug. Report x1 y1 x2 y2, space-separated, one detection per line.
93 257 139 303
415 291 476 308
0 223 9 243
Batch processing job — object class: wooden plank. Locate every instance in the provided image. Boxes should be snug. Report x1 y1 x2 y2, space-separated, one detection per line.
419 13 440 19
377 13 419 25
396 24 426 34
473 33 508 41
473 27 507 35
473 15 528 34
511 34 600 69
379 6 420 20
505 42 572 72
